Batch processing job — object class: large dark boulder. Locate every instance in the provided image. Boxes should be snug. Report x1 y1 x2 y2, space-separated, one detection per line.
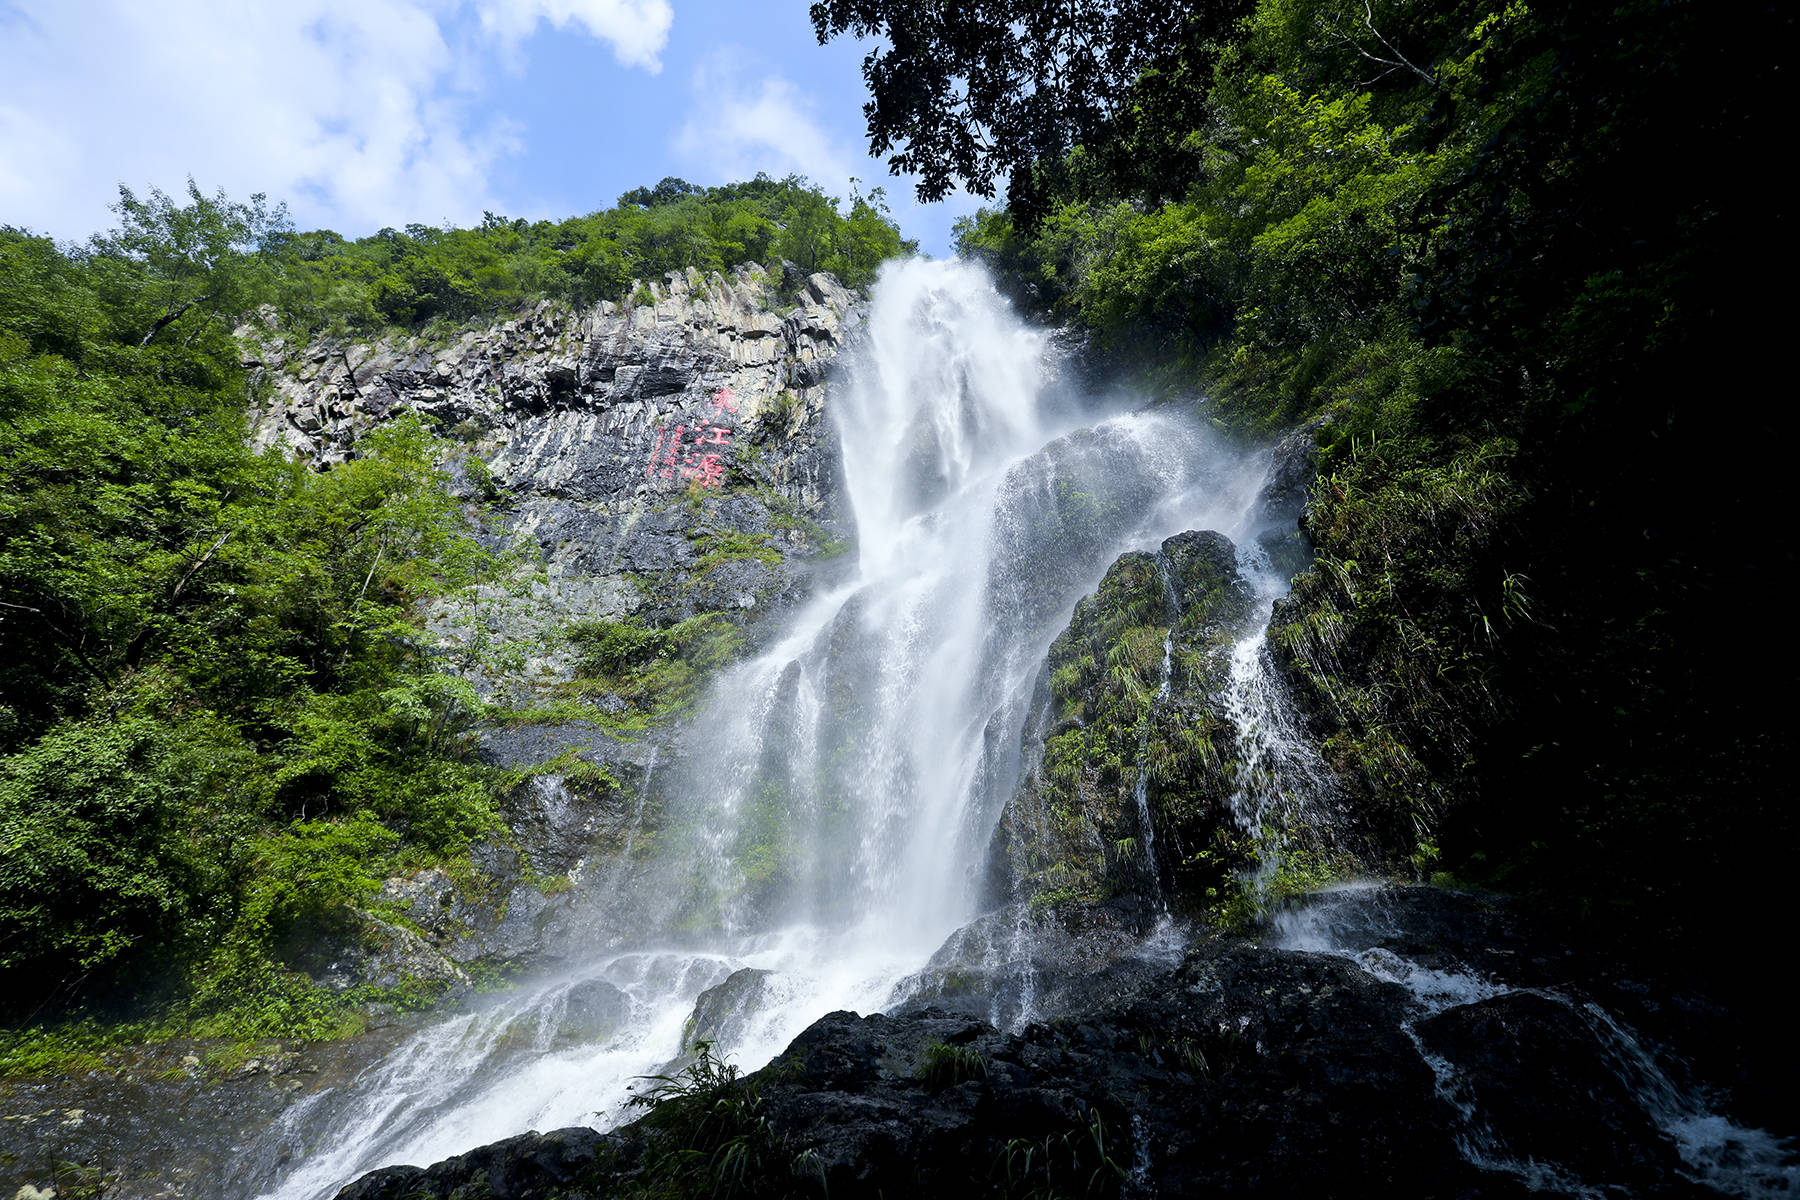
333 941 1531 1199
1417 992 1698 1194
685 967 775 1055
335 1126 631 1200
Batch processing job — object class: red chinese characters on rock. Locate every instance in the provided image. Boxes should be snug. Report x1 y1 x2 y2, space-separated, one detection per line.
644 387 737 489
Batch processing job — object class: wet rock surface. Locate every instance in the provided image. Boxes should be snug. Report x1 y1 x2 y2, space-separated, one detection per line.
1418 991 1694 1190
331 887 1795 1200
988 528 1258 913
892 896 1181 1031
0 1028 423 1200
685 967 775 1055
1251 416 1328 533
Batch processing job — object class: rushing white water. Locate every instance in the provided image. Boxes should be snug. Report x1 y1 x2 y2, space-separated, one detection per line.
1209 527 1351 908
257 259 1277 1200
250 257 1797 1200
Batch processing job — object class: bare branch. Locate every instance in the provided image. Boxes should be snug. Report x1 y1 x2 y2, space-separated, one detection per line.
169 530 234 603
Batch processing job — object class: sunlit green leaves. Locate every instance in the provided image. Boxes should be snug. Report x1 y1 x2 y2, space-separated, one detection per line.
0 210 506 1021
267 174 914 338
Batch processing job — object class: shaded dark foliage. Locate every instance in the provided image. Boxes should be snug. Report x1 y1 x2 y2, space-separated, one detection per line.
933 0 1792 1032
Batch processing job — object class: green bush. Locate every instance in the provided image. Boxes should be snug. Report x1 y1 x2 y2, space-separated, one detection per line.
564 613 748 732
269 175 917 339
0 716 233 990
568 617 670 676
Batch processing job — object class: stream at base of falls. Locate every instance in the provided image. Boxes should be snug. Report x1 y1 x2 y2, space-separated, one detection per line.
251 259 1796 1200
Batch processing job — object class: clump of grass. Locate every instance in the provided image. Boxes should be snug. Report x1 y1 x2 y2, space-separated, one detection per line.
627 1040 822 1198
994 1109 1127 1200
918 1040 990 1089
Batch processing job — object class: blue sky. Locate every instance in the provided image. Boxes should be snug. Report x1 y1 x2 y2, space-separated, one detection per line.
0 0 984 257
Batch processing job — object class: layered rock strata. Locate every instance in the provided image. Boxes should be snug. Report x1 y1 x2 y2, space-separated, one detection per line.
238 265 864 987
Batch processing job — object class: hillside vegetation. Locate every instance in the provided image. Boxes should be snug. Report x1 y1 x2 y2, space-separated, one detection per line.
270 174 913 335
0 174 909 1055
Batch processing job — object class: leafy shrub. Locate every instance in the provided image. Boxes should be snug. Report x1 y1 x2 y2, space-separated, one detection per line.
625 1041 821 1199
568 617 670 676
564 613 748 731
0 716 233 994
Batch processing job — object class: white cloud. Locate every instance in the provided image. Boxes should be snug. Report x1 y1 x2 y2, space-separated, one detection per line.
0 0 671 240
674 53 860 197
476 0 672 72
668 49 989 257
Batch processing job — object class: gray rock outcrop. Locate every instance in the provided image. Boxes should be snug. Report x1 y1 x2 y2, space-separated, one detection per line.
238 264 865 981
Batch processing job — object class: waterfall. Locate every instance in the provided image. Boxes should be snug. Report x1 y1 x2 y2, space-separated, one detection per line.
256 259 1277 1200
1219 534 1348 902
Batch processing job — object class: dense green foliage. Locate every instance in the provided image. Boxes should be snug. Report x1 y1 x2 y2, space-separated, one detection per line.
267 174 913 335
828 0 1793 976
564 612 750 733
0 194 505 1036
809 0 1249 221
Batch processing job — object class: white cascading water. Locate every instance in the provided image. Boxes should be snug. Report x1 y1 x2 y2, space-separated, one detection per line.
256 259 1278 1200
1221 536 1348 900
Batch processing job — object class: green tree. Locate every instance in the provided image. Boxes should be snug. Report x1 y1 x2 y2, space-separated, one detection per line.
266 173 913 337
89 180 291 349
0 194 506 1026
809 0 1249 220
0 716 239 1003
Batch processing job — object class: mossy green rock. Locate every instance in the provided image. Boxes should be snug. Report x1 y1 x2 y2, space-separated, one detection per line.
989 530 1255 917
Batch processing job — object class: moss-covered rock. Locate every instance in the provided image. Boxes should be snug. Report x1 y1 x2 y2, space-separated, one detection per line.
988 530 1256 918
1266 442 1525 869
1149 532 1257 900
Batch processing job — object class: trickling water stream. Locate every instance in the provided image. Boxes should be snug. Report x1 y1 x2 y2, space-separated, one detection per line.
1274 887 1798 1195
1220 536 1348 904
256 260 1277 1200
1128 632 1174 913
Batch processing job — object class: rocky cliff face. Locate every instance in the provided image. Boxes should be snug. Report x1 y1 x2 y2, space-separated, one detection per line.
240 264 866 989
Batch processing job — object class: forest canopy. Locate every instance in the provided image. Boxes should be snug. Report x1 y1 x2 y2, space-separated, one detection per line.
268 173 914 334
